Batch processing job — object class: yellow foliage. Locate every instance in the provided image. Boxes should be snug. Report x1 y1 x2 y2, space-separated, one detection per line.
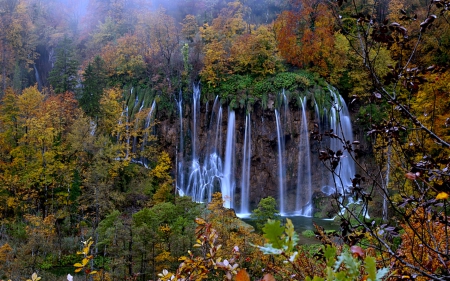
155 250 176 273
24 214 56 239
436 192 449 200
0 243 13 262
99 87 124 136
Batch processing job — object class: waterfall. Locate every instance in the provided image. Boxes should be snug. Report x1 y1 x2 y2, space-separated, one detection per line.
33 64 42 90
176 90 184 195
185 85 204 202
222 110 236 209
192 84 200 160
184 93 227 204
140 100 156 167
296 96 312 216
239 114 251 216
328 88 355 193
275 109 286 215
132 101 145 154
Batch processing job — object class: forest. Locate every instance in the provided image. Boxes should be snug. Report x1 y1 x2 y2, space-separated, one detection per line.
0 0 449 280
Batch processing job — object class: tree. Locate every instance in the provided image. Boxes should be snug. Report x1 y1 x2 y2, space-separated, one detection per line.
310 0 450 279
273 0 335 76
0 0 37 94
99 33 146 85
80 56 107 118
250 196 280 231
48 36 79 94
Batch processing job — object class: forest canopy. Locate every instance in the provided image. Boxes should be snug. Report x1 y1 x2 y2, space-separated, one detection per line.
0 0 449 280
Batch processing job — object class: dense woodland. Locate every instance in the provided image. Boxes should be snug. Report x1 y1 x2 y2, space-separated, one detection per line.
0 0 450 280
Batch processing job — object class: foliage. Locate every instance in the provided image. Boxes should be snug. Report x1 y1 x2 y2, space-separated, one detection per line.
80 56 108 117
274 0 335 76
305 246 389 281
250 196 280 231
308 0 450 280
302 229 316 238
74 237 98 278
48 36 79 94
157 217 262 281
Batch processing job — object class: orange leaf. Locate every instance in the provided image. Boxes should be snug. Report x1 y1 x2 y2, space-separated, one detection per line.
235 269 250 281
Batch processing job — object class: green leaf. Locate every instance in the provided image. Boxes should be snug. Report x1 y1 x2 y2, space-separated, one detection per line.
364 256 377 281
284 218 299 253
262 219 285 249
324 246 337 267
376 267 390 281
253 243 283 255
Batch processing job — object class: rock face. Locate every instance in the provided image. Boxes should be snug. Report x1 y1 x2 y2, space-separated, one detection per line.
156 96 350 215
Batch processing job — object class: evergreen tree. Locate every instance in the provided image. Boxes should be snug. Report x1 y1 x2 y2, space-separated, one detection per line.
48 36 79 94
80 56 107 117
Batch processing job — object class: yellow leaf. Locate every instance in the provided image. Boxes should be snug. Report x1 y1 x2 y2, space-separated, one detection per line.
74 262 83 267
75 268 83 273
90 271 98 275
436 192 449 200
82 257 89 265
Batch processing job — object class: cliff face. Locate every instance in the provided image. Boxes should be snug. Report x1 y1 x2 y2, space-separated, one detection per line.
157 96 348 215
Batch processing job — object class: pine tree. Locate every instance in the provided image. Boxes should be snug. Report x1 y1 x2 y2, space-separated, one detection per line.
48 36 79 94
80 56 107 117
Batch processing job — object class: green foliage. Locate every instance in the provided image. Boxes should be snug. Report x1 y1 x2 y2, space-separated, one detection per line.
250 196 280 231
48 36 79 94
305 246 390 281
354 103 389 131
302 229 316 238
257 218 299 257
80 56 108 117
203 70 321 109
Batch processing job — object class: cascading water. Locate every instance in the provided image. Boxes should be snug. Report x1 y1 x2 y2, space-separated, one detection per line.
184 90 229 204
328 87 355 192
174 85 362 216
33 64 42 90
222 110 236 209
132 101 145 154
296 96 312 216
275 109 286 215
239 114 251 216
139 100 156 167
176 90 185 196
192 84 200 160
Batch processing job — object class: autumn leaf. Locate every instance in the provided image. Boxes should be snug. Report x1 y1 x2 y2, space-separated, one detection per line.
405 172 417 180
350 245 365 258
436 192 449 200
235 269 250 281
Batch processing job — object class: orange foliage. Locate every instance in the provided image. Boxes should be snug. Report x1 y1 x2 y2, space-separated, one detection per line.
274 0 335 75
394 208 450 280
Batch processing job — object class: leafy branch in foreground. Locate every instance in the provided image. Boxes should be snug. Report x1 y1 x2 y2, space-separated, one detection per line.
74 237 97 279
157 217 242 281
254 219 389 280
